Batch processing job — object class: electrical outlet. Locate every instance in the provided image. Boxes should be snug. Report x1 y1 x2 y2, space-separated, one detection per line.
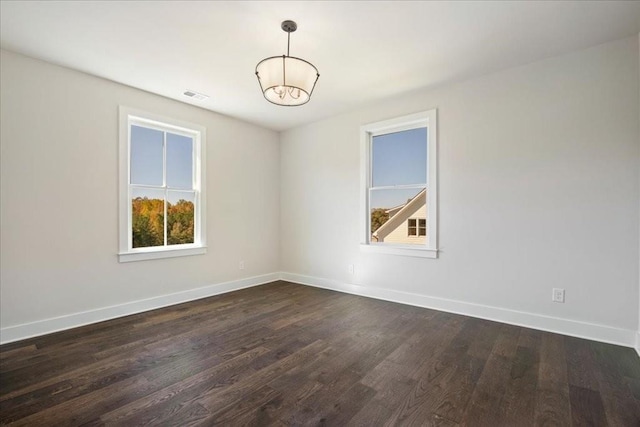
552 288 565 303
348 264 355 274
239 261 245 270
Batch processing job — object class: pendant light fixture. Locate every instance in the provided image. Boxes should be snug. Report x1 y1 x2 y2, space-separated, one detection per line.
255 20 320 106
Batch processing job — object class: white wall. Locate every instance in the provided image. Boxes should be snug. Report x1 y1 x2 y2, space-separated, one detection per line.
0 50 280 337
280 37 640 344
2 37 639 347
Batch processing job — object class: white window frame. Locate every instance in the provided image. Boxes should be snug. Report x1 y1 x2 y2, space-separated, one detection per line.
360 109 438 258
118 106 207 262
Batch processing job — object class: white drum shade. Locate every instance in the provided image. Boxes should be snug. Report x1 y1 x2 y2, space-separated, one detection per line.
256 55 319 106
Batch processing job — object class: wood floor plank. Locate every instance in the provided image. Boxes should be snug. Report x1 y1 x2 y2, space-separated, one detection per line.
499 345 539 426
6 371 153 426
298 368 363 413
347 400 394 426
385 313 467 379
534 333 571 426
432 355 485 423
1 281 638 426
1 325 246 418
388 356 462 425
99 345 271 425
244 380 324 425
282 382 376 426
491 324 522 358
199 384 281 426
569 385 608 426
466 319 501 360
565 336 601 391
627 376 640 401
459 322 522 427
459 354 511 426
155 402 212 427
345 329 409 380
195 339 330 413
1 310 274 401
590 341 640 426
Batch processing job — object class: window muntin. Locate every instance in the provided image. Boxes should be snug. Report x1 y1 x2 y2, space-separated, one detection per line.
119 107 206 262
360 110 437 258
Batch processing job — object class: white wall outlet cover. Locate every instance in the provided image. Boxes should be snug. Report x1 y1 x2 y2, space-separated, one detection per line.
552 288 565 303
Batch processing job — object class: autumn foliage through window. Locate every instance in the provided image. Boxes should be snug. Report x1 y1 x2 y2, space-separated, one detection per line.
132 197 194 248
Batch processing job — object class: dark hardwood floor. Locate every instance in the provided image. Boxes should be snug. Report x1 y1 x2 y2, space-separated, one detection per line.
1 281 639 426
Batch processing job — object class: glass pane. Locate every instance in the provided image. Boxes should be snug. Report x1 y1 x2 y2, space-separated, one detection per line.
130 125 164 186
372 127 427 187
131 188 165 248
418 219 426 236
166 133 193 189
370 188 426 245
167 191 195 245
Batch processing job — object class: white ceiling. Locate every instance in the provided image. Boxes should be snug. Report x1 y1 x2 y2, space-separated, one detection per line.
1 1 639 131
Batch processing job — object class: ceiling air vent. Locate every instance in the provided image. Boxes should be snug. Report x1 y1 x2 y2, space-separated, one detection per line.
183 90 209 101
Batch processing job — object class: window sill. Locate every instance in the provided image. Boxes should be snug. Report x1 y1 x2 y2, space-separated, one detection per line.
360 244 438 258
119 246 207 263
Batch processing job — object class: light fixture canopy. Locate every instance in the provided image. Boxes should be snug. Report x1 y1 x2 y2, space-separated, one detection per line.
255 20 320 106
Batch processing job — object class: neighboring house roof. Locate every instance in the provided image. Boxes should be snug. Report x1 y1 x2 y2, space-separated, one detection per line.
385 204 405 218
373 188 426 240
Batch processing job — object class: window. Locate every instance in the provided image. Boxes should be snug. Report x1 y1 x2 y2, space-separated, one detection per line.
360 110 438 258
408 218 426 236
119 107 206 262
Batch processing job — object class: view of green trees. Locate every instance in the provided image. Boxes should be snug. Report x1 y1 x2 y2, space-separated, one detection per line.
371 208 389 233
132 197 194 248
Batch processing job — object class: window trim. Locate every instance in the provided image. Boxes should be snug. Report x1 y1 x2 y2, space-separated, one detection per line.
359 110 438 258
118 106 207 262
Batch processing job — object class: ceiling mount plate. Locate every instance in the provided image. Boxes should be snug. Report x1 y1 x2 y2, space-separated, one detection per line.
281 20 297 33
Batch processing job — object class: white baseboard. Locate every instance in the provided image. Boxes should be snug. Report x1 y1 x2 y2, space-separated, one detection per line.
280 272 637 349
0 273 280 345
3 271 636 351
